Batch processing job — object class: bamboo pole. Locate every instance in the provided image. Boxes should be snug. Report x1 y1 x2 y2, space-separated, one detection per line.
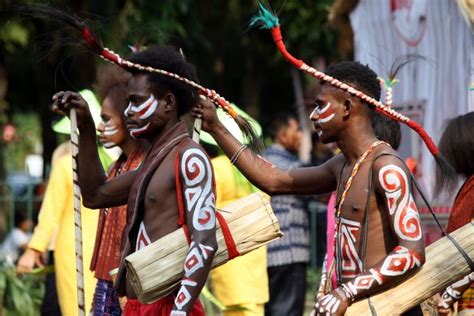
70 109 85 316
346 222 474 316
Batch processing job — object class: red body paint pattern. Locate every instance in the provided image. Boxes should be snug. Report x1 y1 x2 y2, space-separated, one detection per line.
181 148 216 231
339 218 363 279
173 148 216 313
379 164 422 241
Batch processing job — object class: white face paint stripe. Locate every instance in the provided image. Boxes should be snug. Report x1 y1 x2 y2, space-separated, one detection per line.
124 95 159 120
319 102 331 113
102 142 116 149
103 122 119 136
129 122 151 138
138 98 159 120
318 113 336 123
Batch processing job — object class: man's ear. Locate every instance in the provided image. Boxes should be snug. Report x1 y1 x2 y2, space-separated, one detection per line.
342 98 353 118
163 92 177 113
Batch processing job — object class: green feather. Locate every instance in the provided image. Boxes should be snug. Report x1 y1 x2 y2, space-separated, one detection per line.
249 2 279 30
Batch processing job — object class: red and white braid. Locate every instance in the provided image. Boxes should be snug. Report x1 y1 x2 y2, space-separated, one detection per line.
82 27 239 119
269 26 439 156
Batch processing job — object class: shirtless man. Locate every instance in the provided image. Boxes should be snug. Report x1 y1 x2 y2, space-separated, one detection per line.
53 45 216 315
193 61 425 315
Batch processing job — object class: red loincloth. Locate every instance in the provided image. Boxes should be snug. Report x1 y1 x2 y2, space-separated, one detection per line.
124 296 204 316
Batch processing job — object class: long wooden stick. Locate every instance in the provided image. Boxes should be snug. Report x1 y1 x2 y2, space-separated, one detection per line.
70 109 85 316
346 222 474 315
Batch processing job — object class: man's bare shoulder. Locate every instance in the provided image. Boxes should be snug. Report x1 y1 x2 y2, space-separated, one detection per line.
372 146 412 192
177 140 211 161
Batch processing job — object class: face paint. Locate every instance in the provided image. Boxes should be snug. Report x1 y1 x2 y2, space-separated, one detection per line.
124 95 159 120
129 122 151 138
103 121 119 136
99 120 119 148
317 102 335 124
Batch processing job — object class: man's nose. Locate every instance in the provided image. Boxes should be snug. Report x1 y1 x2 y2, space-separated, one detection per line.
97 122 105 133
309 107 319 121
124 103 134 117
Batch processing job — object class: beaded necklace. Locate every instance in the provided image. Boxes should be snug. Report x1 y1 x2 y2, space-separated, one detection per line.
332 140 388 284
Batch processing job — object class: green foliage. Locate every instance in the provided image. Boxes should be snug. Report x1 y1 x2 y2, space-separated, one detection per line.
0 20 30 53
4 112 41 171
0 261 45 316
307 266 322 295
278 0 338 61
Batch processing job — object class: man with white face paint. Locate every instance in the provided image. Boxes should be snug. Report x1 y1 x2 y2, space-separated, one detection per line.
53 46 215 315
193 61 426 316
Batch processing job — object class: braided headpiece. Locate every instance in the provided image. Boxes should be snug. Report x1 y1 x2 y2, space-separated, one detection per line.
249 3 440 156
14 5 263 151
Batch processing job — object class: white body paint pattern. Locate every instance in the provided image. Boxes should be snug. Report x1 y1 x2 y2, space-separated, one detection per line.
310 101 335 125
313 293 341 315
317 102 335 123
124 95 159 120
339 218 363 279
129 122 151 138
135 221 152 251
380 246 422 276
103 121 119 136
174 278 197 310
102 142 116 149
378 164 422 241
181 148 216 231
346 268 383 296
440 272 474 307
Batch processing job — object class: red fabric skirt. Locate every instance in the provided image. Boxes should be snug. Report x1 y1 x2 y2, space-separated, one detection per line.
124 296 204 316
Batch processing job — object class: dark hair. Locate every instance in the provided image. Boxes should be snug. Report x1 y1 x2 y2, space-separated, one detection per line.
436 112 474 192
371 112 401 150
128 45 198 117
14 211 27 228
325 61 381 101
267 113 297 141
95 65 131 114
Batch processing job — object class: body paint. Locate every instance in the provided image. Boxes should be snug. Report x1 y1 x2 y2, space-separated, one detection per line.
129 122 151 138
339 218 363 279
135 221 152 251
379 165 422 241
101 121 119 148
317 102 335 123
380 245 422 276
124 95 159 120
181 148 216 231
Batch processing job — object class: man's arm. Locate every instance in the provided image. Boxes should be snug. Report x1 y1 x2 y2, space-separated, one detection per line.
171 146 218 314
193 100 338 195
313 156 425 315
53 91 136 208
437 272 474 313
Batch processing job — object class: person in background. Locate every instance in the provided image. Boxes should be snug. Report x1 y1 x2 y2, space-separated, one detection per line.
435 112 474 315
89 65 149 315
263 113 309 316
1 211 32 265
201 104 269 316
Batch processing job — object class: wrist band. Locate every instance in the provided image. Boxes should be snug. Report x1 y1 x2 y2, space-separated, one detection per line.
230 144 247 165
